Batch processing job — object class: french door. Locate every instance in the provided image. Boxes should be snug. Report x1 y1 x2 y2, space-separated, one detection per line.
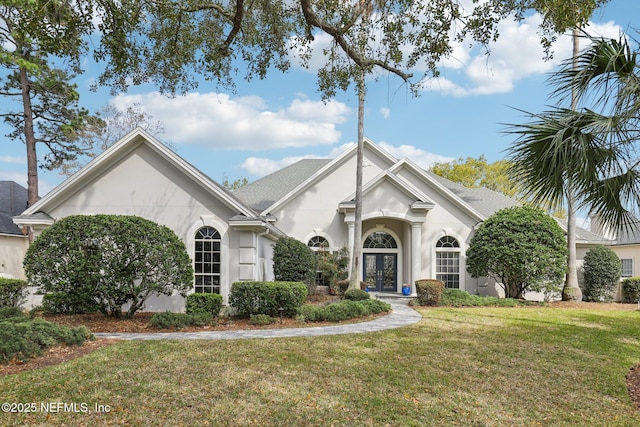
363 253 397 292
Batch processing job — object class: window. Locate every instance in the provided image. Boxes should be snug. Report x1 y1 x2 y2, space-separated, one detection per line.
436 236 460 289
363 231 397 249
309 236 330 286
194 226 221 293
308 236 329 250
622 258 634 278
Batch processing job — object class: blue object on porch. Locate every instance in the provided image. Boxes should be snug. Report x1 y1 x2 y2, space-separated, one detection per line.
365 286 369 293
401 284 411 296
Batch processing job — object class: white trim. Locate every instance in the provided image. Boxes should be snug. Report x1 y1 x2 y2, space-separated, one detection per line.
260 137 398 215
362 226 403 292
20 128 257 219
303 231 335 252
432 232 466 291
388 159 485 222
186 215 230 304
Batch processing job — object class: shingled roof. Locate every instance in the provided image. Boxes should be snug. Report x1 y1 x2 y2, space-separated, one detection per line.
0 181 28 235
234 159 331 212
233 156 610 243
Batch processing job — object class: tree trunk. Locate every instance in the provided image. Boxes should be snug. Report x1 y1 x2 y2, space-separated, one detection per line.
20 65 39 207
348 73 365 290
562 28 583 301
563 193 583 300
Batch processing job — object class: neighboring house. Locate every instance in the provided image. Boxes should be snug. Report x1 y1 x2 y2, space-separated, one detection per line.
0 181 29 279
11 128 616 310
592 216 640 300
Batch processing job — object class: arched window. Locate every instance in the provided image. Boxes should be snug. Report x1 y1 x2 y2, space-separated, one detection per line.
436 236 460 289
308 236 329 250
436 236 460 248
363 231 397 249
194 226 221 294
308 235 330 286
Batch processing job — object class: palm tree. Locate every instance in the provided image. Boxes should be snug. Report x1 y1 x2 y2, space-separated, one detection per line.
508 34 640 301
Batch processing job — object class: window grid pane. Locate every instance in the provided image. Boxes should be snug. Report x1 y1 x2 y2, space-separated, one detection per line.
436 251 460 289
622 259 633 278
194 227 221 294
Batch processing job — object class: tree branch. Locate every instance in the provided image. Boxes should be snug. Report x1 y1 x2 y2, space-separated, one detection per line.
299 0 413 82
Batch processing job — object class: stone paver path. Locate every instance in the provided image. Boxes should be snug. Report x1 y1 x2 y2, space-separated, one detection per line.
93 301 422 341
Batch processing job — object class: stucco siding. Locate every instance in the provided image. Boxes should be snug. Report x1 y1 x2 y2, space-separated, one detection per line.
0 234 28 279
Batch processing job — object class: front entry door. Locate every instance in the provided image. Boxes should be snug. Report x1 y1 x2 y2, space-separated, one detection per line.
364 253 397 292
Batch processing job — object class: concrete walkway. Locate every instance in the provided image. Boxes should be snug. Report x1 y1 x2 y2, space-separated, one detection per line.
93 301 422 341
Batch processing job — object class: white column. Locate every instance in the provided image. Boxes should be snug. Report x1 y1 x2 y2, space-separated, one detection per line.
411 223 422 296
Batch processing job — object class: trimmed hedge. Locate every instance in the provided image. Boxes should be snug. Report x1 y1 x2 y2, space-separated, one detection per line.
415 279 445 306
229 281 308 317
440 289 523 307
0 277 29 309
297 299 391 323
622 278 640 303
0 314 93 363
186 293 223 316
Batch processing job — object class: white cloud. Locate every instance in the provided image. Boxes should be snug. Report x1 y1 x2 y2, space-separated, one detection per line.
109 92 351 150
378 142 454 169
380 107 391 119
422 15 624 97
0 155 26 164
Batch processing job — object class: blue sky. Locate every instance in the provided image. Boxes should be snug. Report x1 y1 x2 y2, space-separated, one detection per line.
1 1 638 197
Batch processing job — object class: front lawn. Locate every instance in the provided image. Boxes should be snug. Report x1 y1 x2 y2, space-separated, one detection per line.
1 305 639 426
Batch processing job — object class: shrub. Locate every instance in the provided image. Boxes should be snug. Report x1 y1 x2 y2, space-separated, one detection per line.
622 278 640 303
466 206 567 299
297 299 390 323
0 317 92 363
359 299 391 314
41 292 101 315
0 278 29 309
415 279 445 306
335 280 367 295
186 293 223 316
344 288 370 301
229 281 307 317
297 304 326 322
249 314 276 325
24 214 194 319
272 237 317 286
582 246 622 302
440 289 521 307
0 307 24 319
149 311 213 329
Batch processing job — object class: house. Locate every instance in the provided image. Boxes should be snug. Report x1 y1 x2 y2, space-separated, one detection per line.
0 181 29 279
10 128 614 310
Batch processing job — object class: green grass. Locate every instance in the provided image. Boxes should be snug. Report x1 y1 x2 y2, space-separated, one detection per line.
2 306 640 426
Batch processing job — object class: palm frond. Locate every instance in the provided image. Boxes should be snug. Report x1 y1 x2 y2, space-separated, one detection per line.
550 35 640 116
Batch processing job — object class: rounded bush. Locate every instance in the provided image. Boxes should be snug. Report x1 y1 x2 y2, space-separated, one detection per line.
344 288 370 301
24 214 194 318
582 245 621 302
273 237 317 285
249 314 276 325
622 278 640 303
